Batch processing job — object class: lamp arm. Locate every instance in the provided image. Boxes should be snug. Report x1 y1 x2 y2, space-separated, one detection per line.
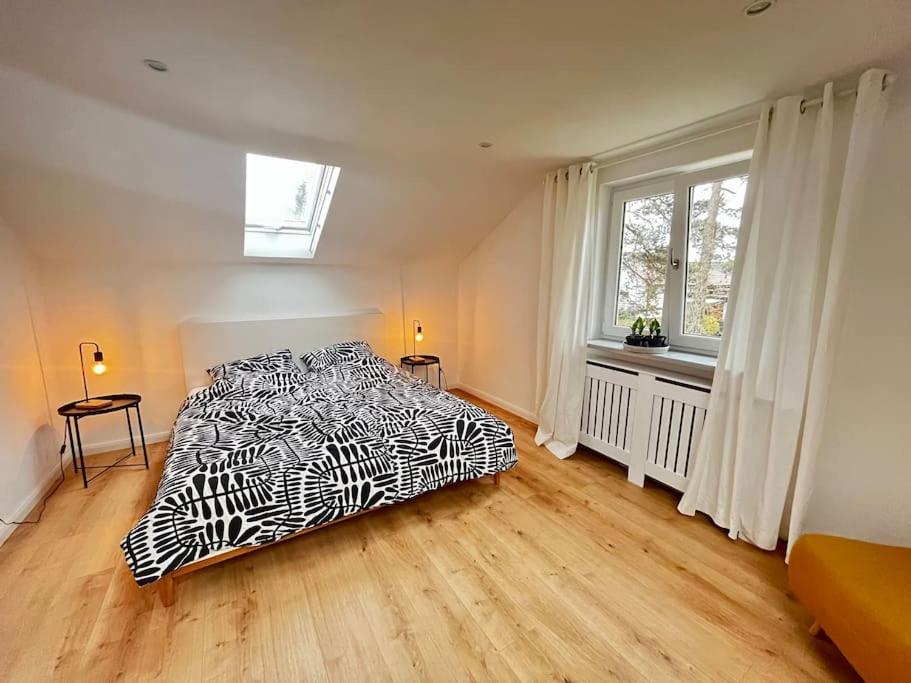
78 342 100 402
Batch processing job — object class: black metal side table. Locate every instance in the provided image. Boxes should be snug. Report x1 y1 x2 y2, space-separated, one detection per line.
400 355 444 388
57 393 149 488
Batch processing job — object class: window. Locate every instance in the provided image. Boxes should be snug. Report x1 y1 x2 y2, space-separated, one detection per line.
683 174 747 339
243 153 341 258
614 187 674 328
600 160 749 354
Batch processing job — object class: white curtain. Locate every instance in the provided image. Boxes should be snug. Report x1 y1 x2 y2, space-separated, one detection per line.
678 69 894 552
535 162 596 458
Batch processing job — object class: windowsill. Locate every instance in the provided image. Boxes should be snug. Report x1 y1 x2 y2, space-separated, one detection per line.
587 339 716 381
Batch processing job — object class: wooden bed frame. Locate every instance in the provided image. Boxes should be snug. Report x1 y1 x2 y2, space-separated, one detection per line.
154 472 500 607
154 314 503 606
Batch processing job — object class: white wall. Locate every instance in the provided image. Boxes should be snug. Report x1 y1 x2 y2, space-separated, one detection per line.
458 186 544 421
801 73 911 547
401 257 462 390
0 218 56 543
457 69 911 548
455 122 756 422
0 63 537 269
32 258 460 451
5 63 908 553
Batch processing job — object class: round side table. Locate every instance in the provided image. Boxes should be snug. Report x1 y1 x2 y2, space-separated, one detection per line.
57 393 149 488
400 355 443 388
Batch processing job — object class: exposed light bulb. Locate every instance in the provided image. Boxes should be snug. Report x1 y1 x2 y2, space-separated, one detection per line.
92 361 107 375
415 332 424 342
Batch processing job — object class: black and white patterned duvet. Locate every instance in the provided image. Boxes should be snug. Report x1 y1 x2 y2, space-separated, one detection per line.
121 355 517 585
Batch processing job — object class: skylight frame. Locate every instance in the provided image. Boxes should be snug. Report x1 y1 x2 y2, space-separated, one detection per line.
243 153 341 259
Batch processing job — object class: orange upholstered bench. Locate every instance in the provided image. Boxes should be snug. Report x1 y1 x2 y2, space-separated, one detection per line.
789 534 911 682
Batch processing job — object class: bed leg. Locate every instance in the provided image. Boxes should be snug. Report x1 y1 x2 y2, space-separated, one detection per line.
808 620 822 637
493 472 501 486
158 575 176 608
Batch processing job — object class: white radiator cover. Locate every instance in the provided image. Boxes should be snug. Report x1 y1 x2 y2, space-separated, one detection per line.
579 360 710 492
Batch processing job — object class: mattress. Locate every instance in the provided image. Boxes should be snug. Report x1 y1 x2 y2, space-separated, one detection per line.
121 355 517 584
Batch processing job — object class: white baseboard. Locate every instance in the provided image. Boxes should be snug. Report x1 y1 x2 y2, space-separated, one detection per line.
0 432 169 548
80 431 170 457
455 383 537 423
0 459 65 547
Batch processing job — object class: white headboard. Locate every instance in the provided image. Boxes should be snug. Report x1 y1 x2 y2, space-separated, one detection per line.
178 309 389 392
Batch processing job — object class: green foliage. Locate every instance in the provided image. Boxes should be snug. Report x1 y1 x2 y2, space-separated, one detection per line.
616 193 673 324
700 314 721 336
292 182 308 220
683 177 745 338
625 315 664 338
648 318 660 336
618 313 637 329
617 175 744 340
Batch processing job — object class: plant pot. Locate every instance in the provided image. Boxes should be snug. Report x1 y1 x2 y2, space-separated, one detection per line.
650 336 668 348
623 342 670 355
625 335 645 346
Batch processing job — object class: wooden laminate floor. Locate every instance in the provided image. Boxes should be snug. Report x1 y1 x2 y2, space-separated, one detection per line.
0 391 856 681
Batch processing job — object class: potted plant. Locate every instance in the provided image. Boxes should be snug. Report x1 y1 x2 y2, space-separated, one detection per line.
625 317 646 346
648 319 668 348
623 316 669 354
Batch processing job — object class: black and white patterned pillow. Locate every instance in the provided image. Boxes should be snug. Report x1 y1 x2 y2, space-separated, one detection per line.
300 340 375 372
208 349 300 382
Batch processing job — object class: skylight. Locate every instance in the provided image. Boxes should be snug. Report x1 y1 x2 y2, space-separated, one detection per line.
243 153 340 258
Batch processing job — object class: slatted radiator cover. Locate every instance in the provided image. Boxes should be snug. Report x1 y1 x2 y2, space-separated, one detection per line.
580 364 637 467
580 361 710 492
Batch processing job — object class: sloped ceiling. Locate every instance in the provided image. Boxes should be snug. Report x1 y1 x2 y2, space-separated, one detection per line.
0 0 909 265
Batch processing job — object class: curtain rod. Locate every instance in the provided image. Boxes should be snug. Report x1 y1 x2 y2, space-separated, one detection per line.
550 164 595 182
797 72 894 113
592 119 756 171
592 71 896 172
797 87 856 113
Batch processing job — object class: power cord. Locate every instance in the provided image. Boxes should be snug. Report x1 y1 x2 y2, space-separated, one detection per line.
0 434 68 526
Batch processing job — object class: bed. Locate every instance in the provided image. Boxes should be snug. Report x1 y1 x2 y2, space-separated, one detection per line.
120 313 517 604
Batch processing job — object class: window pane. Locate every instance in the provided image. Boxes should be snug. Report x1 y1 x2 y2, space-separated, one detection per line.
684 175 747 337
244 153 341 259
615 192 674 328
245 153 327 231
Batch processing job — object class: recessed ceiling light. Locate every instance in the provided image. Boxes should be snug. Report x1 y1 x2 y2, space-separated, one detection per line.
478 141 493 149
143 59 168 72
743 0 775 17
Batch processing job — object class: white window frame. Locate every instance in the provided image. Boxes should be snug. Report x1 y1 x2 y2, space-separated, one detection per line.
601 178 675 340
243 164 339 237
243 153 341 259
600 159 750 355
